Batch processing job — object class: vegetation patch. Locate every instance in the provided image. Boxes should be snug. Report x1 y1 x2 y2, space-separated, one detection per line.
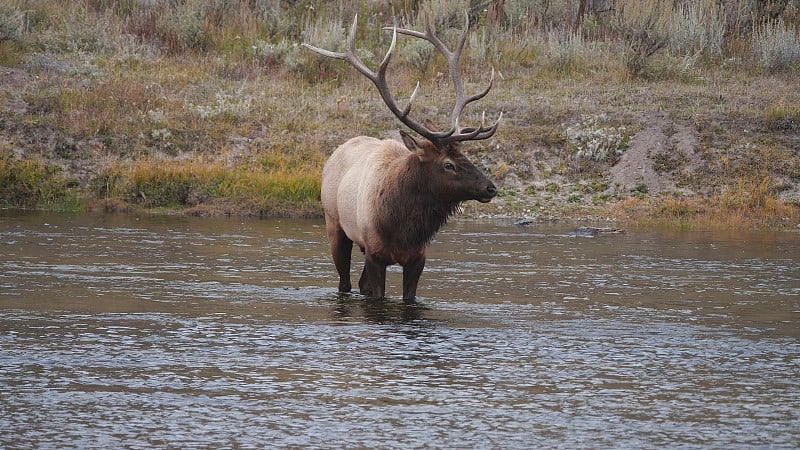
614 182 800 230
0 149 74 208
765 103 800 131
92 159 322 215
0 0 798 228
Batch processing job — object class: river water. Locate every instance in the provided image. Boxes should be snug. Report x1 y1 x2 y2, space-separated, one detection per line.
1 211 798 449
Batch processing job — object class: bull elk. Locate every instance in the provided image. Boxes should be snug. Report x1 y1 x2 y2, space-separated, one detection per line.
303 14 501 301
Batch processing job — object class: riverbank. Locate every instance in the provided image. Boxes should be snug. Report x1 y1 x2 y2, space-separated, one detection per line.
3 63 799 230
1 1 799 230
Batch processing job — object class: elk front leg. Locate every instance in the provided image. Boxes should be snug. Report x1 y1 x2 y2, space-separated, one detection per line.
402 254 426 302
358 264 371 298
327 223 353 293
362 252 387 300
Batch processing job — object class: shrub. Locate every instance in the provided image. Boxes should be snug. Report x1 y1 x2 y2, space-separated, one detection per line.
565 115 628 162
0 2 24 43
188 90 253 122
668 0 724 59
155 1 211 53
501 0 573 32
400 35 436 74
567 193 582 203
400 34 436 75
299 15 350 80
85 0 138 18
413 0 470 32
613 0 672 76
752 18 800 72
250 39 292 68
545 27 586 73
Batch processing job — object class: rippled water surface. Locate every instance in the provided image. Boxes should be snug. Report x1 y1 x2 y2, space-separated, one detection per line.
1 211 799 448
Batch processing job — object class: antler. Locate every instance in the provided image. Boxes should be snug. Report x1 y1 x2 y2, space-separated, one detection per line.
391 12 502 145
302 13 501 149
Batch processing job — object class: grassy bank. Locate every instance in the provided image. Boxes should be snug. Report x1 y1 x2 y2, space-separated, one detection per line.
1 0 799 228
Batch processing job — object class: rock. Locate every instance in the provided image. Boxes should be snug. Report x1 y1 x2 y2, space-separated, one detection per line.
570 226 625 237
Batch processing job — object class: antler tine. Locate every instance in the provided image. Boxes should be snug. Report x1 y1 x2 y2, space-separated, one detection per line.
402 81 420 117
460 110 503 141
391 12 500 146
306 13 500 148
304 15 442 142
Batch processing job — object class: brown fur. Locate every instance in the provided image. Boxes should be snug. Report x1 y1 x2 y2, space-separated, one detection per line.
322 131 496 301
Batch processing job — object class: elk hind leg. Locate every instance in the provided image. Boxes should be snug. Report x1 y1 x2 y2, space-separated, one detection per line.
358 264 371 298
327 223 353 293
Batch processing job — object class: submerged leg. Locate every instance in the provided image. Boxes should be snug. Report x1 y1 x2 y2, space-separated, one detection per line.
327 223 353 293
402 254 426 302
357 245 371 296
358 264 371 298
363 252 387 300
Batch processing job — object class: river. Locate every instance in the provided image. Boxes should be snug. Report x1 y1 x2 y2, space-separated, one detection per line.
1 211 798 448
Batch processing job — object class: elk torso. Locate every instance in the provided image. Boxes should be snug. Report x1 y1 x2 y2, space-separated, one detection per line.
322 136 402 253
322 136 456 266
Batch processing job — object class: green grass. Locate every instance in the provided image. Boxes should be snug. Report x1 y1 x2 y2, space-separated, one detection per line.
0 149 73 208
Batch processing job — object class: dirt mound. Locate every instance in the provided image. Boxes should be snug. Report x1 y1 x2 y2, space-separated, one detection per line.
609 113 700 197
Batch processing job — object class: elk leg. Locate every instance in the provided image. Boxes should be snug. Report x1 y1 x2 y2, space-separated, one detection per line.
363 253 387 300
402 254 426 302
328 224 352 293
358 264 371 298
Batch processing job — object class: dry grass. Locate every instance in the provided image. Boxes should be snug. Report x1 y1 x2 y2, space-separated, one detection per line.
0 148 74 208
613 187 800 230
1 0 799 227
93 156 323 216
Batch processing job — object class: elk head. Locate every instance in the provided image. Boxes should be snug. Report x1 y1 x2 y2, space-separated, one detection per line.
399 126 497 204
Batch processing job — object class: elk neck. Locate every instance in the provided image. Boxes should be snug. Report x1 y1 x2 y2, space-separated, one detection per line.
374 153 460 249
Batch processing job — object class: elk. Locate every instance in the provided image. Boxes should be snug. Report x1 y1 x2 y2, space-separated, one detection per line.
303 14 500 301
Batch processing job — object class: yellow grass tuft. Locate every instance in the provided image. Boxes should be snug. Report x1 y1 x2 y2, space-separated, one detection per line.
614 188 800 230
0 149 70 208
94 157 323 216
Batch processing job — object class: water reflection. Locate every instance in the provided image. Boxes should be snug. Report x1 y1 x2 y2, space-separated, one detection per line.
331 295 428 325
1 211 799 448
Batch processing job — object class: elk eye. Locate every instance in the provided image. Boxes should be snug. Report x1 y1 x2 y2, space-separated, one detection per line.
444 161 456 171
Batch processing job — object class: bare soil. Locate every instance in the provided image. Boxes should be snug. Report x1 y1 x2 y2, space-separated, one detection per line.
609 113 700 196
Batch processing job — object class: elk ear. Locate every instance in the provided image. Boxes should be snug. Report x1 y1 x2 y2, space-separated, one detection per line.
400 130 421 152
400 130 438 161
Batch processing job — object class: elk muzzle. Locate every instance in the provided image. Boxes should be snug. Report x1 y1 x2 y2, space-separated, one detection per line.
479 182 498 203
